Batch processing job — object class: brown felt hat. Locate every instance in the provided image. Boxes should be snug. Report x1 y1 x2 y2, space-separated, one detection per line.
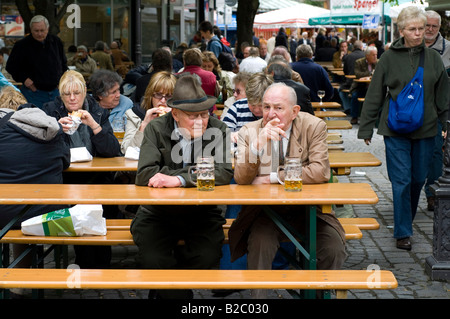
167 74 216 112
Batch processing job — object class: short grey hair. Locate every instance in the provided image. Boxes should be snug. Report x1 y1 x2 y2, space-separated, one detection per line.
89 69 123 100
30 15 49 29
263 82 297 108
296 44 313 59
397 6 427 31
365 46 378 57
425 10 441 25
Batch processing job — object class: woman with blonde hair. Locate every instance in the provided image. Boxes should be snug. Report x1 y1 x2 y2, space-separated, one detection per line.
42 69 121 158
121 71 176 153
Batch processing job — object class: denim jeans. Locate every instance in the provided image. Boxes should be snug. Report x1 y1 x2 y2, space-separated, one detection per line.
384 135 434 238
338 89 351 112
20 86 59 109
425 121 443 198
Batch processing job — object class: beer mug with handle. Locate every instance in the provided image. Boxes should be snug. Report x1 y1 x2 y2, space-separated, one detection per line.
277 157 302 191
189 156 215 191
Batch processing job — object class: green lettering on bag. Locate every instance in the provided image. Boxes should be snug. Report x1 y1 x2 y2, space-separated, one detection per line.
41 208 76 236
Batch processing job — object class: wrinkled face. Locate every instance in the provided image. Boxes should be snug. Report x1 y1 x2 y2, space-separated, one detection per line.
31 21 48 42
99 83 121 109
425 17 440 42
366 50 378 64
262 86 299 130
400 20 425 48
172 108 209 139
61 88 87 112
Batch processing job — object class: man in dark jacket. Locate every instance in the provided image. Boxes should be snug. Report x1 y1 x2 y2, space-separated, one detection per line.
291 44 334 103
267 59 314 115
131 75 233 299
6 15 67 109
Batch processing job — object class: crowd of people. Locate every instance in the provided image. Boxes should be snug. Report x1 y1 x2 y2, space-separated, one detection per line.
0 6 449 300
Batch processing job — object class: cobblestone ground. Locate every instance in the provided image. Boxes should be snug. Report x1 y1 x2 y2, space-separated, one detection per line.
10 123 450 301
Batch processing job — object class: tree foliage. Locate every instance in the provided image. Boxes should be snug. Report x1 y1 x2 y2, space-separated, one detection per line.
15 0 74 35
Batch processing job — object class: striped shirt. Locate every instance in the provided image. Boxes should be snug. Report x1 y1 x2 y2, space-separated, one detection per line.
222 98 259 131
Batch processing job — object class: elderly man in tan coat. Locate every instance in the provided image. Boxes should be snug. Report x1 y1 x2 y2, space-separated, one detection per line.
229 82 347 298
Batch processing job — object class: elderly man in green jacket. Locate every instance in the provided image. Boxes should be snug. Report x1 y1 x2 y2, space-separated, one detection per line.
131 74 233 299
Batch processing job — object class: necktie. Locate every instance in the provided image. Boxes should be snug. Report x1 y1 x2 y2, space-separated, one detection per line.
279 137 285 166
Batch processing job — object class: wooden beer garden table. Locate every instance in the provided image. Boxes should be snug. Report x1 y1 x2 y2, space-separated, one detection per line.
312 101 342 109
66 154 381 175
0 183 378 272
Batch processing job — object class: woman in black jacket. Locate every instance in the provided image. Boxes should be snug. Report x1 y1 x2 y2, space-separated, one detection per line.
43 70 122 158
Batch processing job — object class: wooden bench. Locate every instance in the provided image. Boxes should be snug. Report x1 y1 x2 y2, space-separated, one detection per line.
0 268 398 299
315 110 347 119
326 135 344 144
328 145 345 152
0 223 363 246
324 120 352 130
105 217 379 231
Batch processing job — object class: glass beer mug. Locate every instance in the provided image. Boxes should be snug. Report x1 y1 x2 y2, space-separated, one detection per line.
189 156 215 191
277 157 302 191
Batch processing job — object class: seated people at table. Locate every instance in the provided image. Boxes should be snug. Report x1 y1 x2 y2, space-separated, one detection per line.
131 74 233 299
134 48 173 104
348 46 377 125
43 70 122 159
238 46 267 74
221 71 252 119
121 71 176 154
266 57 314 115
222 72 273 143
339 40 365 114
177 48 218 114
0 88 70 294
67 45 97 83
332 41 350 68
89 69 134 131
201 50 235 101
291 44 334 103
43 70 123 268
229 83 347 299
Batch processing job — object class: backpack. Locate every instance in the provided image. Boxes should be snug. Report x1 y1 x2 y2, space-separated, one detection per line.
209 37 236 71
387 50 425 134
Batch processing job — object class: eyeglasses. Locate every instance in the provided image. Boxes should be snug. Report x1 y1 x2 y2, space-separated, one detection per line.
233 88 242 95
181 110 209 120
153 92 172 100
425 24 440 30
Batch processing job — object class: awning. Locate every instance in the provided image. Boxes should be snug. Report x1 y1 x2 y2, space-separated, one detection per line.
254 4 329 29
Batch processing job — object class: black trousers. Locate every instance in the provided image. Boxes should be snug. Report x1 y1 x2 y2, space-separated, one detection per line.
131 205 225 299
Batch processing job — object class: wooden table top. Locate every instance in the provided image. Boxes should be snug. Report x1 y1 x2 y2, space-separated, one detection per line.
0 183 378 206
328 152 381 168
324 120 352 130
312 102 342 109
67 151 380 172
315 110 346 118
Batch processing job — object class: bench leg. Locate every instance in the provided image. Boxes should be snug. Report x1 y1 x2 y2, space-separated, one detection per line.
336 290 348 299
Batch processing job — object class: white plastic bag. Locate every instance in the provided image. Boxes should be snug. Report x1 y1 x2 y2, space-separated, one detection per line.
21 204 106 236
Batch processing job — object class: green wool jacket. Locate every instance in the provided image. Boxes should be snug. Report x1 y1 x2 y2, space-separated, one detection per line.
358 37 449 140
135 112 233 188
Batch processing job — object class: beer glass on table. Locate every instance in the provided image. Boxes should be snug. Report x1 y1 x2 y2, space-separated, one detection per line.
277 157 302 192
190 156 215 191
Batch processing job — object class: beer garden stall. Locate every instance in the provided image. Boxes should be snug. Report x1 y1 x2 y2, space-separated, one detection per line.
252 3 330 39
